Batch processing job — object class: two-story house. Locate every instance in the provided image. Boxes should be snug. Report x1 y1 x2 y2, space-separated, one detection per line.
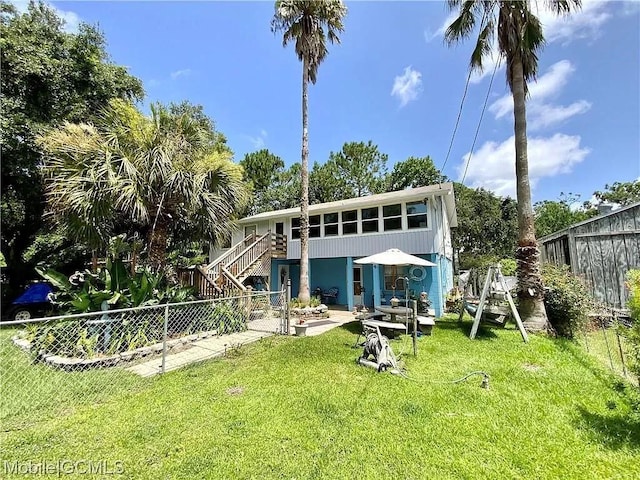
204 183 457 317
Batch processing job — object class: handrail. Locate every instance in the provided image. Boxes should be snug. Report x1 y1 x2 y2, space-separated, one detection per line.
200 231 287 292
196 265 222 293
221 266 247 291
206 233 256 270
225 232 271 268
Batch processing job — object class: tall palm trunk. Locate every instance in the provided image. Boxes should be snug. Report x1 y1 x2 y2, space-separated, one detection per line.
511 51 549 331
298 56 311 304
148 214 170 272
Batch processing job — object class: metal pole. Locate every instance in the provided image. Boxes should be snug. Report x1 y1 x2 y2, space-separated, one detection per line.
600 317 614 371
412 299 418 357
286 278 292 335
161 304 169 374
616 329 627 378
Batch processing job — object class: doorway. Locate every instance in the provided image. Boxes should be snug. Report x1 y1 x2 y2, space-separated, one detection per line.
353 266 363 306
278 264 290 292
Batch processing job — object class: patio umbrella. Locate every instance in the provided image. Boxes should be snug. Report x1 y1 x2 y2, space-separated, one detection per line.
355 248 435 357
354 248 436 266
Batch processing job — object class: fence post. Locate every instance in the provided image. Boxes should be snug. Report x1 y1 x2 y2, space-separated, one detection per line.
161 304 169 374
286 278 291 335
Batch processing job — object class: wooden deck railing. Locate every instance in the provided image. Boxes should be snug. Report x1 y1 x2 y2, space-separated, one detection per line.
179 231 287 296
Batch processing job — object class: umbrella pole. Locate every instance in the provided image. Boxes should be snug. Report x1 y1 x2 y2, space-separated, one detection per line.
404 278 417 357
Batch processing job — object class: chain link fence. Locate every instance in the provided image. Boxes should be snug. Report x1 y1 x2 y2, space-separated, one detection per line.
0 290 287 429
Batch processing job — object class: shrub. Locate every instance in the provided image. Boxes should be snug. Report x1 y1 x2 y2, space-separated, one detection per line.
624 269 640 384
542 264 595 338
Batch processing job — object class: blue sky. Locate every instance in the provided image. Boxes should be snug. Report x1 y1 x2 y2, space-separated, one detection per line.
20 1 640 203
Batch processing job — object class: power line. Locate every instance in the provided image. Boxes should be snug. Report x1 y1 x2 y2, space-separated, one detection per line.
461 58 500 186
439 67 473 175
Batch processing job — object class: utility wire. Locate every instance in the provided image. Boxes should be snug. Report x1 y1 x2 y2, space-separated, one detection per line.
460 57 500 186
439 9 491 178
439 67 473 175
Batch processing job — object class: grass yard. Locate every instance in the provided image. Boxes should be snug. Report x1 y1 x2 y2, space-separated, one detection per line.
577 325 638 387
1 316 639 479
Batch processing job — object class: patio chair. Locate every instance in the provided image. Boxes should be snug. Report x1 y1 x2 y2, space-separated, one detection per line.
321 287 339 305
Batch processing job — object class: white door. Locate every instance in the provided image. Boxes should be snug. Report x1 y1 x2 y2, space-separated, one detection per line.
353 266 363 306
244 225 257 245
278 265 290 292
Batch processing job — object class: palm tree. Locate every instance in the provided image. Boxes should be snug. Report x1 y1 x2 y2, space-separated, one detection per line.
445 0 581 331
38 99 248 270
271 0 347 304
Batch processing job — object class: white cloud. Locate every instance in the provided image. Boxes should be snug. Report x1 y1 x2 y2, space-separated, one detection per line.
57 8 80 33
424 11 458 43
432 1 614 83
537 0 611 44
10 1 80 33
621 1 640 16
457 133 590 197
488 60 591 131
391 66 423 107
170 69 192 80
528 100 592 130
246 129 268 149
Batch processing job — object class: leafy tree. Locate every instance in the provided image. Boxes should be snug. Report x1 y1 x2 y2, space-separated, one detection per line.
593 180 640 207
240 149 286 214
0 0 143 296
445 0 582 331
271 0 347 303
261 163 303 212
453 183 518 267
38 100 249 270
309 159 351 204
387 156 447 191
327 141 388 197
534 193 593 238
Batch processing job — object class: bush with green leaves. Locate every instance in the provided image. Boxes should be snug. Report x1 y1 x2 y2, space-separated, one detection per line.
37 258 196 314
541 264 595 338
624 269 640 384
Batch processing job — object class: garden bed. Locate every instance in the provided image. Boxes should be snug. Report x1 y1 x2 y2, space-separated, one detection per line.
12 329 220 371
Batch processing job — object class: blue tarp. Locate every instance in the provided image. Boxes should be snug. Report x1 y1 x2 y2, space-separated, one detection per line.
12 283 53 305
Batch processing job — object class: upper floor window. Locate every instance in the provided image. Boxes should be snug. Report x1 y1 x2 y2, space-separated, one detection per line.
309 215 321 238
291 217 301 239
342 210 358 235
324 212 338 236
383 204 402 231
407 201 428 229
292 215 321 239
362 207 379 233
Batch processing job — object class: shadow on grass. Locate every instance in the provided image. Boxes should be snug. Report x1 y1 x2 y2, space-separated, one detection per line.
576 405 640 450
436 318 499 340
554 339 629 392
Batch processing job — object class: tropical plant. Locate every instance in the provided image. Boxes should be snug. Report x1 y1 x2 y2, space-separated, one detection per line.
36 254 196 315
445 0 581 331
37 99 248 270
271 0 347 304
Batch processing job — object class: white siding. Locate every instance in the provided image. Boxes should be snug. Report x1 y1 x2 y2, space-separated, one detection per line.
287 230 436 259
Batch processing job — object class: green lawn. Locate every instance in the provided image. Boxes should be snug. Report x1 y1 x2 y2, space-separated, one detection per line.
1 317 639 479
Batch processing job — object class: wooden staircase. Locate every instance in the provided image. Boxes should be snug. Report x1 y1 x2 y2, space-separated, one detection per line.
179 231 287 298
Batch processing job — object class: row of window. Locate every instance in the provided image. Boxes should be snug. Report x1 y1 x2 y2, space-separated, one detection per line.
291 201 428 239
